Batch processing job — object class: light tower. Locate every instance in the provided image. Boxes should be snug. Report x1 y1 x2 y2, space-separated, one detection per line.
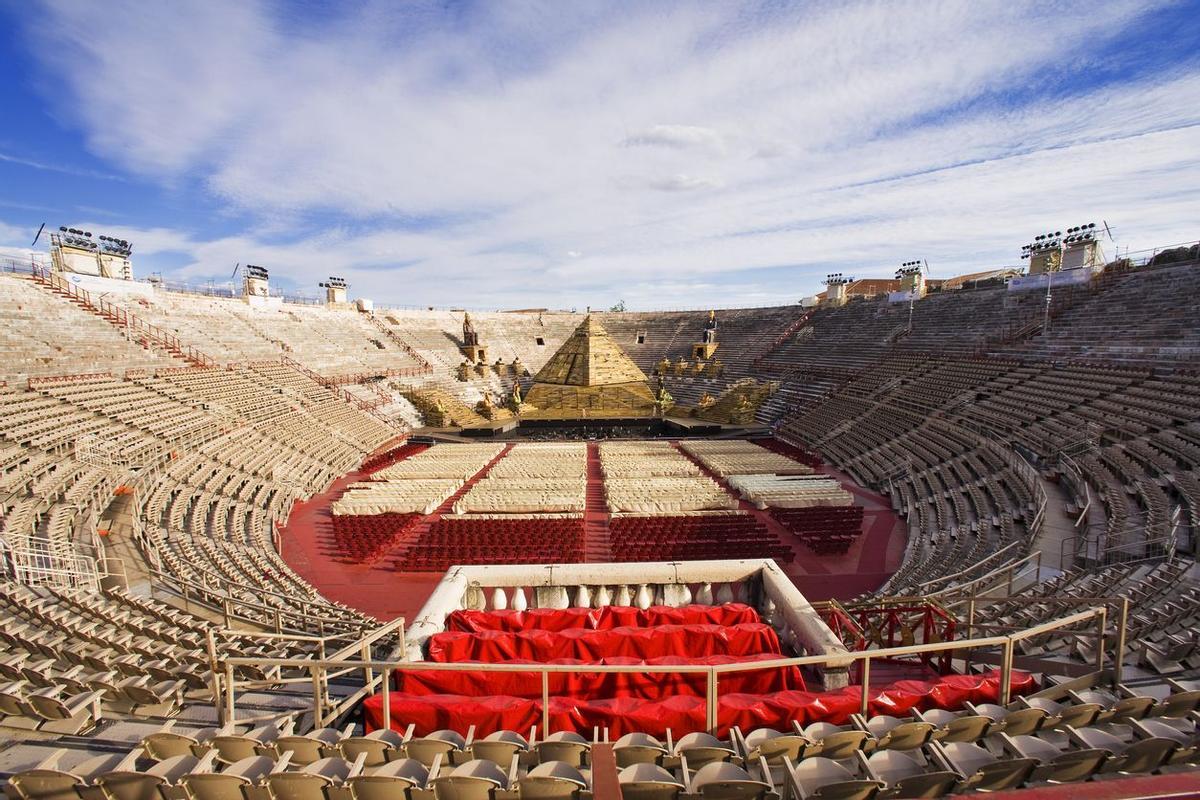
50 227 134 280
1021 231 1064 335
1060 222 1104 269
319 276 348 306
243 264 270 299
895 260 925 331
1020 230 1064 276
824 273 854 307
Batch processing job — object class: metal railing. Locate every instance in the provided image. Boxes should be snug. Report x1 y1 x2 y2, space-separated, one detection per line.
211 617 406 727
2 542 101 591
28 265 217 367
214 605 1112 734
915 542 1038 596
1059 525 1182 571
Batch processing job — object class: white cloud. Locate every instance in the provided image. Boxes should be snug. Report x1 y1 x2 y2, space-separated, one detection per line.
649 174 724 192
623 125 726 152
15 0 1200 309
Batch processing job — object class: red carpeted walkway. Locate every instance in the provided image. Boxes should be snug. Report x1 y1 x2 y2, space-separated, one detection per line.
582 443 611 561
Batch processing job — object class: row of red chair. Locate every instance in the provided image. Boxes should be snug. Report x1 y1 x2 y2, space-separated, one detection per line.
400 549 585 572
610 515 793 563
330 512 421 562
755 438 823 468
769 506 864 555
397 517 586 572
360 442 428 474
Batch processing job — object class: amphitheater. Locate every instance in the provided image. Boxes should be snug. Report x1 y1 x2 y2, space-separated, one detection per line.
0 239 1198 800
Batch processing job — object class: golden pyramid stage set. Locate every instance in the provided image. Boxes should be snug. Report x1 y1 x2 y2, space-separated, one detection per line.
521 315 659 419
444 314 757 437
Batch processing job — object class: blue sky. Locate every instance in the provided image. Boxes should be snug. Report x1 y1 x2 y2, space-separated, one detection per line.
1 0 1198 310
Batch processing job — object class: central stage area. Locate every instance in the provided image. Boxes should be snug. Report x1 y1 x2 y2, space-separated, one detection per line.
279 436 906 621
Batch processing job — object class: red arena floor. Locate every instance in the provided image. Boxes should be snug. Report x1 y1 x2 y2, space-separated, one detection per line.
279 438 907 622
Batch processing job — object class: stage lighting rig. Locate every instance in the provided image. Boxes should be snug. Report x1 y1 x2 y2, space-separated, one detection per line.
57 226 98 251
97 234 133 257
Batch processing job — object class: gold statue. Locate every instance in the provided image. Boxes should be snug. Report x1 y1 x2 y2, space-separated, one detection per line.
462 312 479 346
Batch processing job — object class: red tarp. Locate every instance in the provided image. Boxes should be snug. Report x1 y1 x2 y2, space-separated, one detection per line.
363 670 1036 738
445 604 760 633
394 653 804 699
426 623 782 663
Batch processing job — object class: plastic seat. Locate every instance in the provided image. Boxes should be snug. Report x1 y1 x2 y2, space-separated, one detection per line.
26 687 105 735
1067 726 1178 775
783 757 880 800
742 728 809 762
689 762 770 800
935 742 1034 792
1068 688 1154 723
861 717 934 752
95 754 199 800
468 730 529 765
913 709 990 743
615 733 668 767
6 750 128 800
266 755 359 800
1021 696 1103 729
674 732 735 768
347 756 429 800
181 754 278 800
517 761 587 800
337 729 409 767
404 730 467 767
431 759 509 800
965 702 1047 737
617 764 684 800
204 719 293 765
861 750 957 799
803 723 873 761
535 732 590 767
999 731 1105 784
266 728 347 766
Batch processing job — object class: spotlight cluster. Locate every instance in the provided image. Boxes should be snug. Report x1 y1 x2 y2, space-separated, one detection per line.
825 272 854 286
57 227 134 256
1021 222 1097 259
58 227 96 251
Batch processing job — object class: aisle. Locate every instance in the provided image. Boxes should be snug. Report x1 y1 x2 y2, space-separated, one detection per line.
583 443 612 561
386 442 515 568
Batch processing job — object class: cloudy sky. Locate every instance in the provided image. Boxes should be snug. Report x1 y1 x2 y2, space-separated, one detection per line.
0 0 1198 310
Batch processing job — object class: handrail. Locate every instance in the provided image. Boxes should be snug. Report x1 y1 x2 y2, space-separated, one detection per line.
924 548 1043 598
214 605 1112 733
141 558 371 636
364 313 434 373
28 265 218 367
